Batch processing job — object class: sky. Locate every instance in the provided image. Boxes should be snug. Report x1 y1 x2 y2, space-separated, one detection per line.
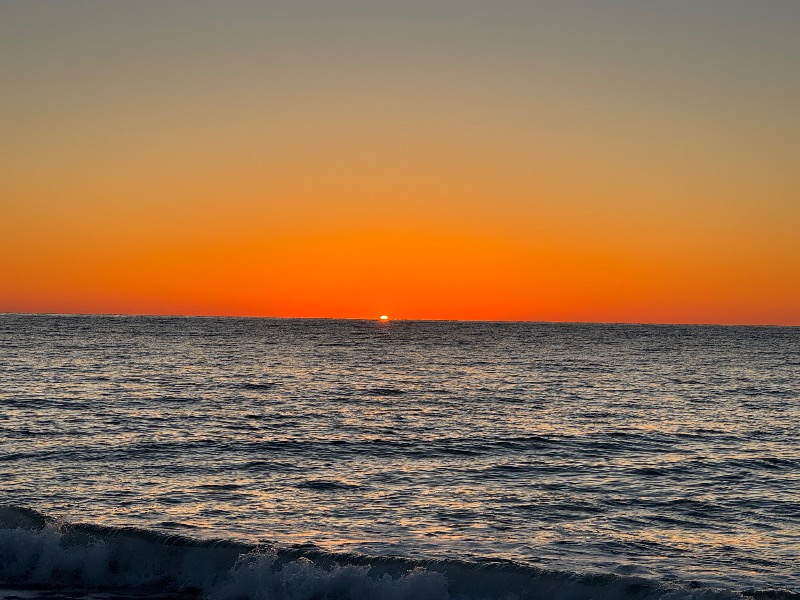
2 1 798 324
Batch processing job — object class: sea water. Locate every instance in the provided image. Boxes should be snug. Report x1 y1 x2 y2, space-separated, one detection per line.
1 315 798 600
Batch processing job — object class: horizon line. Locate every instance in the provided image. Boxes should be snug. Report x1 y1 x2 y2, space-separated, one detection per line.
1 311 796 328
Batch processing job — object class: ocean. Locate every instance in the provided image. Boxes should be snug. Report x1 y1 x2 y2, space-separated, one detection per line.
1 314 798 600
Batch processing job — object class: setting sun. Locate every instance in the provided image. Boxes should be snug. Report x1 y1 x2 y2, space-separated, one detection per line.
0 1 797 326
1 4 799 598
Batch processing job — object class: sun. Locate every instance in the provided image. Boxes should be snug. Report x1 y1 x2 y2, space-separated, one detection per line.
379 315 389 321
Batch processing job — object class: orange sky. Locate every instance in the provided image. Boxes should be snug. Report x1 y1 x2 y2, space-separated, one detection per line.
2 2 798 324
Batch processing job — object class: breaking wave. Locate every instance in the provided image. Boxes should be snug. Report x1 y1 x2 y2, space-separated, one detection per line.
0 506 795 600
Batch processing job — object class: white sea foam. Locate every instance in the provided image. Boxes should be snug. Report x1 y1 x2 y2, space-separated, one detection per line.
1 507 784 600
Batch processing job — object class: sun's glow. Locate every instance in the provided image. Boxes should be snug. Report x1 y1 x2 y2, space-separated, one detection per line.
379 315 389 321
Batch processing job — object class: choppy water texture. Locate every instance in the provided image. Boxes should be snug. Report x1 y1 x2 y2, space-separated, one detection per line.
1 315 798 600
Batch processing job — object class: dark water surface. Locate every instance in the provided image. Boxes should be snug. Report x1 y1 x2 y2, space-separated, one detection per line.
1 315 798 599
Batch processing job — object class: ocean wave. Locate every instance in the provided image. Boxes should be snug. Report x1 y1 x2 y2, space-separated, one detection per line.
0 506 795 600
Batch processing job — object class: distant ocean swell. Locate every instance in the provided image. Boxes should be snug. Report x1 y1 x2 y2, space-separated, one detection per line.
1 507 795 600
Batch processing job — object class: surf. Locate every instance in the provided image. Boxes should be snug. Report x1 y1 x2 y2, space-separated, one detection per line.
1 506 795 600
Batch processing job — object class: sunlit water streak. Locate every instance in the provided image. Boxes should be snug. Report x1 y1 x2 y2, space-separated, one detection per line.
1 315 798 599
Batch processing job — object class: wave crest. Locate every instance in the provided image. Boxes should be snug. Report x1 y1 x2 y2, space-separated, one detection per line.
1 506 794 600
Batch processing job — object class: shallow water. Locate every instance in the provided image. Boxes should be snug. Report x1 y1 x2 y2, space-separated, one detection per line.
1 315 798 599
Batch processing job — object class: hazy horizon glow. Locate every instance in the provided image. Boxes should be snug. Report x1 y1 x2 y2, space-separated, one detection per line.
2 1 798 325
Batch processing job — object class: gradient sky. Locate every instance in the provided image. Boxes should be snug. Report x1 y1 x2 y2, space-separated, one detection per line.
2 1 798 324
